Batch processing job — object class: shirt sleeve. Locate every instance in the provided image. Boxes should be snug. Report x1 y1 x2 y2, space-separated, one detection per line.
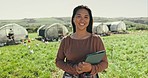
90 36 108 75
55 38 78 75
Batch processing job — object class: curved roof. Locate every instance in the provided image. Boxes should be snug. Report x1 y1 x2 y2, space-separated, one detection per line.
44 23 68 38
111 21 123 25
37 23 69 39
0 23 28 43
93 23 109 34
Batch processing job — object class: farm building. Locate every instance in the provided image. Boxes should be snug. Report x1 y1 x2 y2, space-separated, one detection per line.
93 23 109 35
37 25 49 38
106 21 126 32
0 23 28 45
37 23 69 41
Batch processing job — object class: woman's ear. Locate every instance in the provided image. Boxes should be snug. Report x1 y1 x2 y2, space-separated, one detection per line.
73 17 75 24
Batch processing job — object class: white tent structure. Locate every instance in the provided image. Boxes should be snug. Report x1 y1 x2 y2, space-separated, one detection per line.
37 25 49 38
108 21 126 32
93 23 109 34
37 23 68 41
0 23 28 44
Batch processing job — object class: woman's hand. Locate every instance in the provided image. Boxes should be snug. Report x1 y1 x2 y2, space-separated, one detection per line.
77 62 92 73
75 64 84 74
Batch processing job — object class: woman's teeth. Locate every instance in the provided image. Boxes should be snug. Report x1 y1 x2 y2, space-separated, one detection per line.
80 23 84 26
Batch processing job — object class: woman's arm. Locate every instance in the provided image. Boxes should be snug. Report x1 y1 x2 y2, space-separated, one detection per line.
55 38 79 75
90 36 108 75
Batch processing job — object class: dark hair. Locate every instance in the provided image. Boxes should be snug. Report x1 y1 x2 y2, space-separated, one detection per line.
71 5 93 33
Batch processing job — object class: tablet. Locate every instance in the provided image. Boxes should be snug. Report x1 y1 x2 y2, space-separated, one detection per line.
85 50 106 64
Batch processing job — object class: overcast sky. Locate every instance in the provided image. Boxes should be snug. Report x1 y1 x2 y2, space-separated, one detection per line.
0 0 147 19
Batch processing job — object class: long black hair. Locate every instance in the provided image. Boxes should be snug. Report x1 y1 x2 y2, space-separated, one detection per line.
71 5 93 33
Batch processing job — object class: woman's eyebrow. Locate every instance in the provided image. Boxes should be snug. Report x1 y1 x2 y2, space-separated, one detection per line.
85 15 89 16
76 13 81 15
76 14 89 16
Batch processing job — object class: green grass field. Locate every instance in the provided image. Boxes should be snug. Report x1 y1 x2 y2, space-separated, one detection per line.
0 31 148 78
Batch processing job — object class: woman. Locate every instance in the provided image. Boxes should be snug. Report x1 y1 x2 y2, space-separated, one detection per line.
55 5 108 78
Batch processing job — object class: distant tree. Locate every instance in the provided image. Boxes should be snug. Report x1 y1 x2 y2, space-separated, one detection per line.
23 18 36 23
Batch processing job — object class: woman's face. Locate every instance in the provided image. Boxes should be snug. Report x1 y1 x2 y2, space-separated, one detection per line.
73 9 90 32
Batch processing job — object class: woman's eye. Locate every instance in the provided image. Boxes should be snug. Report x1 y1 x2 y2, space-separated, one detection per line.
85 17 88 19
77 15 81 18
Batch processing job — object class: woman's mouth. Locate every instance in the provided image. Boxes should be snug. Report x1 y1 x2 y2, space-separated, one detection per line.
79 23 85 26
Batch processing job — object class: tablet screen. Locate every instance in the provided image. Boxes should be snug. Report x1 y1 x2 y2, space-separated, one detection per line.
85 50 106 64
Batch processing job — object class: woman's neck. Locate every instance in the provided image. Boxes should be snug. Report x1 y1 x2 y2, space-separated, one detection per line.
72 31 91 39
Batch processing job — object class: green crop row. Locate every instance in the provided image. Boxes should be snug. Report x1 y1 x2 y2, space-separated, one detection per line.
0 30 148 78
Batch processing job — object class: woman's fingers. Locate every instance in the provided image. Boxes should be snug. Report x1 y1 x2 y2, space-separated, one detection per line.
77 62 92 72
76 64 83 74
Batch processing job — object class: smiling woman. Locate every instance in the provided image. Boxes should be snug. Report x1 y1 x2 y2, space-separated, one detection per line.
73 8 90 33
55 5 108 78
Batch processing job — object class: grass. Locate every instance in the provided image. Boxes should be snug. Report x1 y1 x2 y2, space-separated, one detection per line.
0 30 148 78
100 30 148 78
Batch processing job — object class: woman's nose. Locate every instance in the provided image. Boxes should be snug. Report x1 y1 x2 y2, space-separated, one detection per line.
80 17 85 22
